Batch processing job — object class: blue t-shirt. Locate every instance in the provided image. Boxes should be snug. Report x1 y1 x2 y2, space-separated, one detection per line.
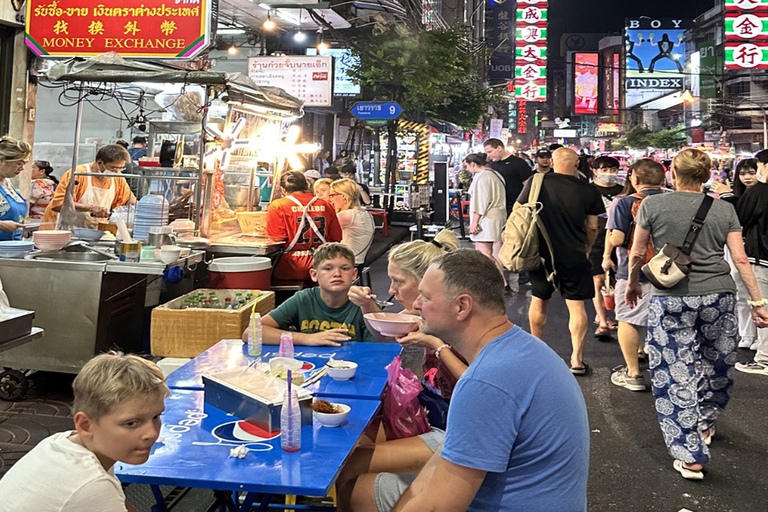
441 326 589 512
606 189 663 280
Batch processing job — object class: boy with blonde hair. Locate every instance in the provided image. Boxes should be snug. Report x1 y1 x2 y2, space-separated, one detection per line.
0 353 169 511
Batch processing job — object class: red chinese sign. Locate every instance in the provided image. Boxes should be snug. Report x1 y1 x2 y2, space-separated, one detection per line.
518 101 527 134
25 0 213 59
725 0 768 68
514 0 547 102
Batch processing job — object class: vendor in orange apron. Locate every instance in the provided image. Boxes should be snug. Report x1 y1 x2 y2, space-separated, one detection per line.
267 171 342 285
42 144 136 229
0 136 33 241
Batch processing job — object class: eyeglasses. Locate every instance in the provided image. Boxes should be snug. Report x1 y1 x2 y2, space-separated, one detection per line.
101 162 126 172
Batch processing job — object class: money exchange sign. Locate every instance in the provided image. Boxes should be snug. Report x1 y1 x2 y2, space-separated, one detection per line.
25 0 213 59
725 0 768 69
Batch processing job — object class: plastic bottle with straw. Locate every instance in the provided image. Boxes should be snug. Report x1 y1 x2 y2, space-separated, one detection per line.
281 369 301 452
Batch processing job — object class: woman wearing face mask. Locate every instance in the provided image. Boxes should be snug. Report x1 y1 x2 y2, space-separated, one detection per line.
0 136 32 241
589 156 625 338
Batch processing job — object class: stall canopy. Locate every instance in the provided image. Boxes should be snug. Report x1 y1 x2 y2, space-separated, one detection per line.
42 52 304 117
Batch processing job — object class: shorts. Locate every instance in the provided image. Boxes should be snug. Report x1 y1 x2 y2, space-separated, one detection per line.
614 279 652 326
373 428 445 512
530 259 594 301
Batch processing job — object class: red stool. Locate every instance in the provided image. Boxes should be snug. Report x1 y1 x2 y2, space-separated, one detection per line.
460 201 471 218
369 209 388 237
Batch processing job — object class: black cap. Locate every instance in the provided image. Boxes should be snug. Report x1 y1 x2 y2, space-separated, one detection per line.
535 149 552 158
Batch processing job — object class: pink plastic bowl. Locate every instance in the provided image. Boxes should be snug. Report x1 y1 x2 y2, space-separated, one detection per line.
364 312 421 338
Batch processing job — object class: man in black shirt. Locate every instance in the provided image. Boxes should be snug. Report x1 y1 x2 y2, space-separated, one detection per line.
516 148 605 375
533 149 553 174
483 138 534 216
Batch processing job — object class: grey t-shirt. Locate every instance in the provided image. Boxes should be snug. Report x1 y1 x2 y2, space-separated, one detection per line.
636 192 741 296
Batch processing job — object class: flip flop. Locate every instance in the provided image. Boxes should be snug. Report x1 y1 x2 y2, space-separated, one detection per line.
673 460 704 480
595 327 613 340
570 363 589 376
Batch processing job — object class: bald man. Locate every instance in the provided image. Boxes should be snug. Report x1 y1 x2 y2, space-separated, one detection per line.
515 148 605 375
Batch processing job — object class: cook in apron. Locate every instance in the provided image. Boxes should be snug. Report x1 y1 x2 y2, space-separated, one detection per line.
285 195 326 251
78 164 116 229
0 180 27 241
274 195 327 283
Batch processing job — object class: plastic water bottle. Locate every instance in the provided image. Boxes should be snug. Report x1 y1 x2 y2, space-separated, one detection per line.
279 332 294 359
281 388 301 452
247 313 263 357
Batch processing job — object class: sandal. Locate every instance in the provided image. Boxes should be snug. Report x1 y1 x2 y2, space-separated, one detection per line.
595 326 613 339
570 363 589 376
702 427 715 446
607 320 618 330
673 460 704 480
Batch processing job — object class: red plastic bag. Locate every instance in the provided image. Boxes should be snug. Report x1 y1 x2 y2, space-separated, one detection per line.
382 355 430 440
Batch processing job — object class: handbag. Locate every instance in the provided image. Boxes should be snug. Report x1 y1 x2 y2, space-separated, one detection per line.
642 195 713 289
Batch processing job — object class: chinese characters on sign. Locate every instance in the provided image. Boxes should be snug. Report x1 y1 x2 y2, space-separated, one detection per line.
518 101 527 133
248 56 334 107
487 0 516 85
725 0 768 69
514 0 547 101
25 0 212 59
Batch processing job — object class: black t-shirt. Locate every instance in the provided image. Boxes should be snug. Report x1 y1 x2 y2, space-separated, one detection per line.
488 155 533 215
518 173 605 263
737 182 768 263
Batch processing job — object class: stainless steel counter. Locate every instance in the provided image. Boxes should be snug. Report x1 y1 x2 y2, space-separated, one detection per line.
208 233 284 256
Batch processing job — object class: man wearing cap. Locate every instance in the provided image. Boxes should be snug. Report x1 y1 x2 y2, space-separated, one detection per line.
304 169 322 189
483 138 533 217
533 149 553 174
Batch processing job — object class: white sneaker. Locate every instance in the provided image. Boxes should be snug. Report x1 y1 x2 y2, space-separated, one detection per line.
739 338 756 349
735 361 768 376
750 341 758 351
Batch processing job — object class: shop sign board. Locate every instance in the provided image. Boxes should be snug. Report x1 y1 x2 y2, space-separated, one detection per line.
248 56 333 107
486 0 516 85
514 0 547 102
25 0 213 59
365 119 389 128
306 48 361 97
350 102 403 119
574 52 598 115
725 0 768 10
725 41 768 68
597 122 620 133
726 13 768 39
624 18 690 108
698 40 718 99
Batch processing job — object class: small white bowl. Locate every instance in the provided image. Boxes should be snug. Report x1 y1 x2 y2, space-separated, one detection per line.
326 360 358 381
313 403 351 427
158 245 181 264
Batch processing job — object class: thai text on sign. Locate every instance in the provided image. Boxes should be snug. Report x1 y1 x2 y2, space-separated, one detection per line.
25 0 212 59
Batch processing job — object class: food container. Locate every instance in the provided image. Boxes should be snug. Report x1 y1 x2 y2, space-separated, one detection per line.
118 242 142 262
0 306 34 343
0 240 35 259
158 245 181 264
313 402 351 428
203 368 312 433
208 257 272 290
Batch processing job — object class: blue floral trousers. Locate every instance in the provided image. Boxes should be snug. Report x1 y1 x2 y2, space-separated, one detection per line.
646 293 738 464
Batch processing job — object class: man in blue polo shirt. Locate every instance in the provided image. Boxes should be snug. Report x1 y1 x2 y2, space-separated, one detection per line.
357 249 589 512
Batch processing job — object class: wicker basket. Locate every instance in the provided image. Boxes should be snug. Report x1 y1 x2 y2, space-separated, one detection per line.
151 289 275 357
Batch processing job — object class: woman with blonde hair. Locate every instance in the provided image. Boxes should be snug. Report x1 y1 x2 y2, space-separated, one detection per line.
626 148 768 480
341 229 467 511
330 178 375 265
0 136 32 241
313 177 332 203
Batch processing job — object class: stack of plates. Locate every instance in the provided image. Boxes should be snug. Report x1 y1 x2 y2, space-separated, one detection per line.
133 195 169 241
33 230 71 251
0 240 35 259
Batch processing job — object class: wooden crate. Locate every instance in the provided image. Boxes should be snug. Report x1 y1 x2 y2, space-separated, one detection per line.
151 289 275 358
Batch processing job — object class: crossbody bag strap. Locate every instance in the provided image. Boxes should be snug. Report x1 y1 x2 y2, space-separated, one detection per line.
680 194 714 255
529 174 556 281
528 173 545 203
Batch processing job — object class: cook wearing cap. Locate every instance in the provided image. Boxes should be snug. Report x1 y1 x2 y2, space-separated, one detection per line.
534 149 553 174
303 169 322 188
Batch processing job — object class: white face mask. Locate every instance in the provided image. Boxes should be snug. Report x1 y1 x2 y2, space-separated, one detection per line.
595 173 618 185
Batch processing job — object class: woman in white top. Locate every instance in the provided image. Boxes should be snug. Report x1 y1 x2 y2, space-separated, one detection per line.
466 152 507 273
330 178 375 265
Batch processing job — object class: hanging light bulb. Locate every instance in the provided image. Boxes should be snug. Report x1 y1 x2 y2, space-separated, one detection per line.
294 31 307 42
317 40 329 53
263 13 276 30
227 44 238 55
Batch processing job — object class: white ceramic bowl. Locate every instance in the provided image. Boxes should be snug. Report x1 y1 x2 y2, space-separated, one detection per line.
158 245 181 264
326 360 358 381
364 312 421 338
313 403 351 427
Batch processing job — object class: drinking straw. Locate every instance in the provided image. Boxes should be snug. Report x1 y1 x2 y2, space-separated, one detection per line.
287 369 293 444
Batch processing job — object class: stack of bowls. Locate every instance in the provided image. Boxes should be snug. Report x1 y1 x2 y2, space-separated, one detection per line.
0 240 35 259
169 219 195 238
133 195 169 241
33 230 71 251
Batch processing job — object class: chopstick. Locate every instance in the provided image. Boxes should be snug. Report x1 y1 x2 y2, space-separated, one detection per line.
302 367 328 387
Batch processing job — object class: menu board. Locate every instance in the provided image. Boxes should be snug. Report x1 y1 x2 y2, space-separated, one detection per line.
248 56 333 107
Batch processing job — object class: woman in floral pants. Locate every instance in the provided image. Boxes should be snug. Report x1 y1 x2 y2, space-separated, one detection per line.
626 149 768 480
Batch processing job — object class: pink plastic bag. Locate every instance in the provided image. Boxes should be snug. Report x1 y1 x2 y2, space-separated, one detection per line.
382 355 430 440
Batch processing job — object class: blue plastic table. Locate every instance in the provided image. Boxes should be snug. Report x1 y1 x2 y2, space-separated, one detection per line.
166 340 402 400
116 389 382 511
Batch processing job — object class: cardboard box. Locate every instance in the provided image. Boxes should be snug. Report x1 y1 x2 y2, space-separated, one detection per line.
151 289 275 358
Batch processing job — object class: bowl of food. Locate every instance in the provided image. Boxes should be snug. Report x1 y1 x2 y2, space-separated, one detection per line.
364 312 421 338
311 400 351 428
326 360 358 381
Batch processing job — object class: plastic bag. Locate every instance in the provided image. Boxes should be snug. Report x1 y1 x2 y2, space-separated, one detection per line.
382 355 430 440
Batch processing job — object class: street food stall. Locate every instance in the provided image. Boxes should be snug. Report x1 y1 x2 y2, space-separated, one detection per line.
0 54 306 384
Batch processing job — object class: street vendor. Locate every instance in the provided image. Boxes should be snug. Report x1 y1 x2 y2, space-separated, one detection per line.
0 135 32 241
42 144 136 229
267 171 342 285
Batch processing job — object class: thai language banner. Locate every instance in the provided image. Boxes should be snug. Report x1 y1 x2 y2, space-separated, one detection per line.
25 0 212 59
248 56 333 107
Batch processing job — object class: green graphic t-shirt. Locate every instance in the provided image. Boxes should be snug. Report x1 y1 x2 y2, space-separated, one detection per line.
268 287 378 342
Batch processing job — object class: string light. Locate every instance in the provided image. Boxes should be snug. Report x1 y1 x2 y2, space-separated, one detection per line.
227 45 238 55
263 14 276 30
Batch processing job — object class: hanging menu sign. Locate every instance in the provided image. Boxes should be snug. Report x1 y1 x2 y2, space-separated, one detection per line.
25 0 213 59
514 0 547 101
